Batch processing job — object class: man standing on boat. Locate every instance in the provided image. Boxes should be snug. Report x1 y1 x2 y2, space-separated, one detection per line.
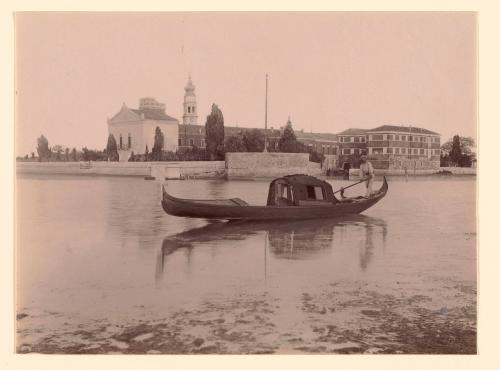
359 153 375 197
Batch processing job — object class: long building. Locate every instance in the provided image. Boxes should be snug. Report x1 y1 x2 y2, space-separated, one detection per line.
338 125 441 170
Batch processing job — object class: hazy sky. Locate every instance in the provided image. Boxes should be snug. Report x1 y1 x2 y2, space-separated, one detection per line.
15 12 476 155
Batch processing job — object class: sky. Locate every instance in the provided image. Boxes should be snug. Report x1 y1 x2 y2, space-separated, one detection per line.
15 12 477 155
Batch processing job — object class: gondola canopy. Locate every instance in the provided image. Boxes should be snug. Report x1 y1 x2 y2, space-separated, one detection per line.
266 174 337 206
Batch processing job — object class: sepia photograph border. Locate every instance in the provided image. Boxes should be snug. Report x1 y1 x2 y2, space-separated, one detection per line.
1 0 498 369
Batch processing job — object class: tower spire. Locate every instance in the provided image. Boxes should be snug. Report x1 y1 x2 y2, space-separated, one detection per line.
183 75 198 125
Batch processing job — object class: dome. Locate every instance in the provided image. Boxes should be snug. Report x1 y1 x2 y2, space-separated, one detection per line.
184 76 196 93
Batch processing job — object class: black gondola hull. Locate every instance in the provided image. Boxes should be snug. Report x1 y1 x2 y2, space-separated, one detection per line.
161 177 388 221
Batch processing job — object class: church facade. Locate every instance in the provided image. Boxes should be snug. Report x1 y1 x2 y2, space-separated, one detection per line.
107 97 179 161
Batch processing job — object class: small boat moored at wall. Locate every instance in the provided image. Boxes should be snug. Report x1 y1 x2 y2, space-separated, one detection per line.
161 174 388 221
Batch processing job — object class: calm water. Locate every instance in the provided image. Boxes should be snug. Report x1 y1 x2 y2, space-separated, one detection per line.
16 174 476 354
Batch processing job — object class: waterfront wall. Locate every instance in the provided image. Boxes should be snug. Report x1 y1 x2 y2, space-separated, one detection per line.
225 152 321 179
16 161 226 179
349 166 476 179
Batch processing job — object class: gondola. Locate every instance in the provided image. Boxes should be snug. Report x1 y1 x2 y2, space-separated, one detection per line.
161 174 388 221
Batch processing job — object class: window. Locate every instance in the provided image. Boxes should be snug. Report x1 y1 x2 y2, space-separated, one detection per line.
306 186 325 200
187 107 190 113
387 147 393 154
189 138 194 146
192 106 195 113
387 134 393 140
332 147 337 155
408 136 413 142
402 136 407 141
200 139 206 147
119 134 123 149
354 137 360 143
354 148 360 155
420 149 424 155
395 148 400 154
395 135 400 140
401 148 406 154
128 134 131 149
372 134 383 140
342 148 351 155
178 138 182 146
372 148 383 154
413 148 418 154
360 137 365 143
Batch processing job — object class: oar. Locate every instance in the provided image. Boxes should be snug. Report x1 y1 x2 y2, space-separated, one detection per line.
333 178 369 198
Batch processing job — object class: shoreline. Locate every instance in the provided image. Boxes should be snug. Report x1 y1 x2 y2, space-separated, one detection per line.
16 161 476 180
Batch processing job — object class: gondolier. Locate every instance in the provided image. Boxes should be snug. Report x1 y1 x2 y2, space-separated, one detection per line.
359 153 375 198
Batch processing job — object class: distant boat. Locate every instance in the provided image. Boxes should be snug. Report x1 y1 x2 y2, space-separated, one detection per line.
161 174 388 221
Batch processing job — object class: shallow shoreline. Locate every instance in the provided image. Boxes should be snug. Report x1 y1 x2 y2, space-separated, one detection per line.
16 279 476 354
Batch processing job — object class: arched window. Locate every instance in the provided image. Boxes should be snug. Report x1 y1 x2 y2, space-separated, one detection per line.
192 106 195 113
188 107 191 113
128 133 131 149
119 134 123 149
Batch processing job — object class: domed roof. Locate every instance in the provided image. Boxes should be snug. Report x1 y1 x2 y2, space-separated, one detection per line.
184 75 195 93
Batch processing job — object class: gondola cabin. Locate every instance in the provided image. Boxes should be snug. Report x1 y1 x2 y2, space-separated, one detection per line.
266 174 337 206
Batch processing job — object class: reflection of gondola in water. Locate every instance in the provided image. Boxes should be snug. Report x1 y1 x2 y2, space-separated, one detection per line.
156 215 388 278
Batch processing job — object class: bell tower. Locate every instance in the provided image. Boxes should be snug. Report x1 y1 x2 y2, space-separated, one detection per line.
182 75 198 125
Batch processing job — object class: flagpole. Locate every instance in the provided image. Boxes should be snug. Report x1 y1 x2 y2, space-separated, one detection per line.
264 74 268 152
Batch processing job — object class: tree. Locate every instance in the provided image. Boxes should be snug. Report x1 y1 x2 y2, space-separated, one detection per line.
152 126 164 161
52 145 63 161
442 135 475 167
82 147 90 161
128 151 135 162
205 104 225 160
31 152 35 160
106 134 119 161
145 145 150 161
36 135 50 161
65 148 69 161
224 135 246 152
449 135 462 165
242 129 265 152
71 148 77 161
278 119 307 153
441 136 475 156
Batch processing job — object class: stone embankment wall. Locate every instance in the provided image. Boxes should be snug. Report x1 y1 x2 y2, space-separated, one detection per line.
225 152 321 179
388 157 440 170
349 166 476 179
16 161 226 179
